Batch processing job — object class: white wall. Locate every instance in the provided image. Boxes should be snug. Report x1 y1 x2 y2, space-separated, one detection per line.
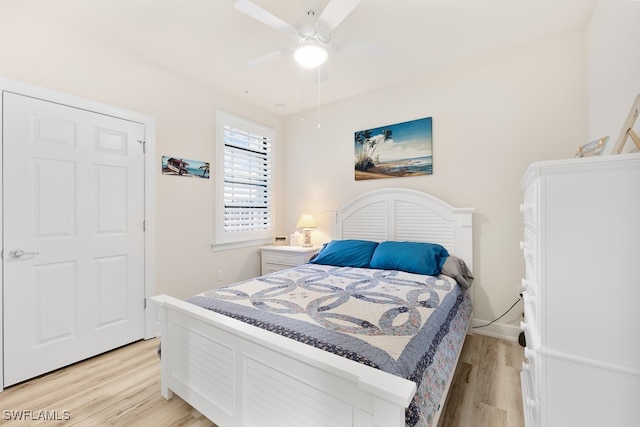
588 0 640 153
0 2 284 299
281 32 589 339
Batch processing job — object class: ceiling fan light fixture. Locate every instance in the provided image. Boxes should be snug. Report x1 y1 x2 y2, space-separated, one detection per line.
294 43 328 68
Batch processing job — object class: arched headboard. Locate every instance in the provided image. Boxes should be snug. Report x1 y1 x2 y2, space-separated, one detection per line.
330 188 475 270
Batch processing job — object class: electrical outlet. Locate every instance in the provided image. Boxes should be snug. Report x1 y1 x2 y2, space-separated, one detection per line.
217 270 223 281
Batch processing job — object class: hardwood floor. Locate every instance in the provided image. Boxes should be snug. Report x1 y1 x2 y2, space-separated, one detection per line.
0 339 214 427
438 333 525 427
1 334 523 427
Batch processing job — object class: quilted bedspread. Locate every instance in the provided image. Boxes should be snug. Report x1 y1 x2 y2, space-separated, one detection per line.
188 264 472 426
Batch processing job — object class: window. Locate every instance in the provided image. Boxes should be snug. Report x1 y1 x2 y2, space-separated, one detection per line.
214 111 275 250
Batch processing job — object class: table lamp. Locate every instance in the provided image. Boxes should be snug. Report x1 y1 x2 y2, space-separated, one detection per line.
296 214 317 247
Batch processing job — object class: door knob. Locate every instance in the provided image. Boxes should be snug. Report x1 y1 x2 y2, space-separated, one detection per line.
9 248 40 258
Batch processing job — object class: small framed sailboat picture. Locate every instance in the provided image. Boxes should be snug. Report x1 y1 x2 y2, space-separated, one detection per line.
354 117 433 180
574 136 609 158
162 156 210 179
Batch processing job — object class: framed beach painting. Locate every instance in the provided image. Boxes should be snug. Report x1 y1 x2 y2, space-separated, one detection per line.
354 117 432 180
162 156 210 179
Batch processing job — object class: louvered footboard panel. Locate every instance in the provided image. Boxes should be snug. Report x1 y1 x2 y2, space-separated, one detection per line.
244 357 353 427
172 324 235 417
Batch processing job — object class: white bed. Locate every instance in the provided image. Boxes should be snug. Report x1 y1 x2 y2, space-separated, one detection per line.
151 188 474 427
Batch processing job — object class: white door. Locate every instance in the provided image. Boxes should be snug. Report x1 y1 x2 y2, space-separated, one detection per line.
2 92 146 387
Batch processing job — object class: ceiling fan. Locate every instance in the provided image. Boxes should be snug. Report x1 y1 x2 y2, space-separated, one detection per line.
234 0 384 70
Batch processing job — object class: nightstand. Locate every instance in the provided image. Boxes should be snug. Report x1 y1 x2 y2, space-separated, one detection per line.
260 245 321 275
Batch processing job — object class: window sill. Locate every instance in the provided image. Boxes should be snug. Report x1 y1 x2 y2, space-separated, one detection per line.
210 238 273 252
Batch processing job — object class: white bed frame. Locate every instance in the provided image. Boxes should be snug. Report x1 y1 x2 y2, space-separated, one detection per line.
152 188 474 427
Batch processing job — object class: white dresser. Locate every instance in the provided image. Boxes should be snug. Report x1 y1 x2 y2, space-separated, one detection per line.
519 153 640 427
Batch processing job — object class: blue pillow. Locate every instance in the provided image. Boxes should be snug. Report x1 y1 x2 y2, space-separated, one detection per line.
309 239 379 268
368 241 449 275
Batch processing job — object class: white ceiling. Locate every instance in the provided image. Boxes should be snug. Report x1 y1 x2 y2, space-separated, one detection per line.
12 0 598 115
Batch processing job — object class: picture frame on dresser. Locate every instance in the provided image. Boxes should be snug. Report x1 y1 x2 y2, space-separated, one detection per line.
574 136 608 158
611 93 640 154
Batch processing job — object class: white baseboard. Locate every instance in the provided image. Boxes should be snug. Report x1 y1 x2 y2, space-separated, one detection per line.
471 318 521 342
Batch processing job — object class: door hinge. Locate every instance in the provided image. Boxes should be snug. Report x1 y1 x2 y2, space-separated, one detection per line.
143 220 146 232
144 298 147 310
138 139 146 153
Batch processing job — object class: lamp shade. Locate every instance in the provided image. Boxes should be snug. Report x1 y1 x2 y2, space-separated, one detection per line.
294 43 328 69
296 214 317 229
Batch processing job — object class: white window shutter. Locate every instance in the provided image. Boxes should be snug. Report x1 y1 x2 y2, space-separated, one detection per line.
215 111 275 248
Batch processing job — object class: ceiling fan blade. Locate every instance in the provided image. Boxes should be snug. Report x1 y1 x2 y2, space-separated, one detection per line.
332 39 385 57
246 47 293 67
234 0 295 34
317 0 362 32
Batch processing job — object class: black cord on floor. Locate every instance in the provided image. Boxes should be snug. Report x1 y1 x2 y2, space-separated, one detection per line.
472 297 522 329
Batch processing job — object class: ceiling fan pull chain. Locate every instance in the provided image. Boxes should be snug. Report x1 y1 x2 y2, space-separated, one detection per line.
300 67 305 121
317 67 321 128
